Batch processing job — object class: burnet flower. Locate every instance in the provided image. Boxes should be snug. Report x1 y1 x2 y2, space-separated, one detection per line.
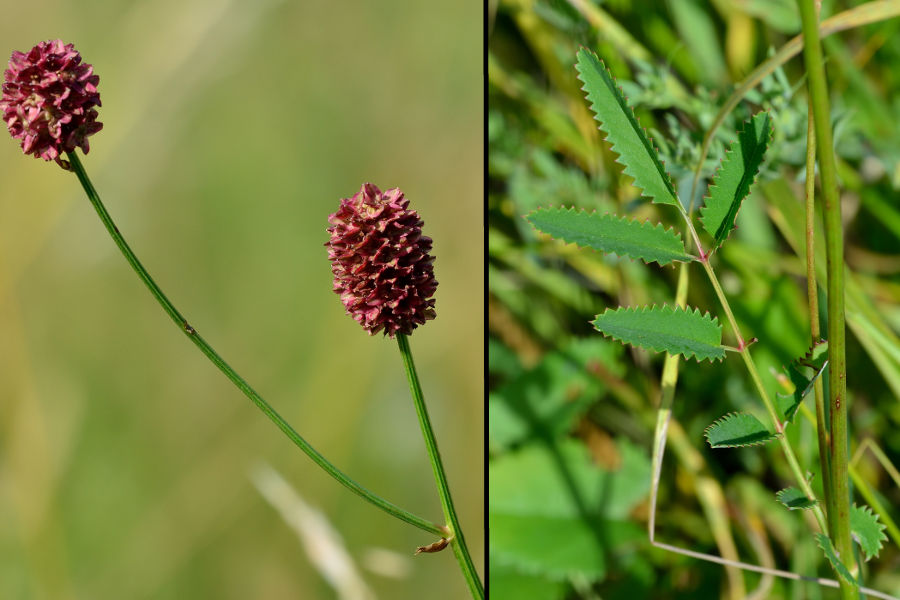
1 39 102 163
326 183 438 337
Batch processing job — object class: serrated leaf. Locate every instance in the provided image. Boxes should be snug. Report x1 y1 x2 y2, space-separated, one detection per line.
526 207 692 265
575 48 679 206
700 112 773 249
815 533 856 585
592 304 724 362
850 504 888 561
776 339 829 425
704 413 780 448
775 486 817 510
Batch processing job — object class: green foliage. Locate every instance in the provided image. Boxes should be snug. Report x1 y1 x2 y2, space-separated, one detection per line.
575 48 679 207
704 413 780 448
489 438 649 584
850 504 888 561
775 486 817 510
814 533 856 585
489 338 621 450
592 305 724 362
700 112 773 250
526 207 692 265
776 340 829 425
490 0 900 595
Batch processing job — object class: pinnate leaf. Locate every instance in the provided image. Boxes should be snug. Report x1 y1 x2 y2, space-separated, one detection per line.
776 339 829 425
775 486 817 510
526 207 692 265
575 48 679 206
815 533 856 585
592 304 724 362
850 504 888 561
704 413 780 448
700 112 773 249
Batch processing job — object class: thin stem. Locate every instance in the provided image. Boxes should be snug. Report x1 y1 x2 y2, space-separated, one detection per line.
797 0 856 592
65 151 444 537
805 100 836 536
396 334 484 600
687 221 829 534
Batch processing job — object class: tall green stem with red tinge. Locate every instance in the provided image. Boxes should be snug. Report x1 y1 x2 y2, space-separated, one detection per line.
796 0 856 593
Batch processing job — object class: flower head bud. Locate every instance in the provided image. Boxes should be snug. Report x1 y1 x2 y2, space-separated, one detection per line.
326 183 437 337
1 40 102 162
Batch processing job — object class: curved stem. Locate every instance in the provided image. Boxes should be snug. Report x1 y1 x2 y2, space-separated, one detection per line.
396 333 484 600
65 150 444 537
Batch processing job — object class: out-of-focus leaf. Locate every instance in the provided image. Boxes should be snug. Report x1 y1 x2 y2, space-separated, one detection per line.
592 304 724 362
490 437 651 520
489 559 567 600
667 0 727 85
489 438 649 581
527 207 692 265
489 338 622 450
705 413 780 448
575 48 679 206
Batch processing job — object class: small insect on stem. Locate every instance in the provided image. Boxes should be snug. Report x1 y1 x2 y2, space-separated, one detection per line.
415 537 450 555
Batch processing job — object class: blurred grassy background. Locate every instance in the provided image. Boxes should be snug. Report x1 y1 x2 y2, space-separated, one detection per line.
0 1 483 598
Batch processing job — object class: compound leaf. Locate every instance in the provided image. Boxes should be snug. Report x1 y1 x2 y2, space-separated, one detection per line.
700 112 773 249
850 504 888 561
775 486 817 510
815 533 856 585
592 304 724 362
705 413 780 448
526 207 693 265
575 48 679 206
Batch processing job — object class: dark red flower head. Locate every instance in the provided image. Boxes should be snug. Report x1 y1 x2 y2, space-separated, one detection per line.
1 40 102 162
326 183 437 337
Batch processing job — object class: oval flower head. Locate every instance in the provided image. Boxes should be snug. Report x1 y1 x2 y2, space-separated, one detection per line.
326 183 437 337
1 40 102 163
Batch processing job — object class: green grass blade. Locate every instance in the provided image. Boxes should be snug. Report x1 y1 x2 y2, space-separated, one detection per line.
575 48 679 207
704 413 781 448
700 112 773 249
592 305 724 362
526 207 693 265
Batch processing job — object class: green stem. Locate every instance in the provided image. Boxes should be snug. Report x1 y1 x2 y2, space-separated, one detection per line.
699 251 829 536
805 101 837 537
65 150 444 537
396 334 483 599
796 0 856 592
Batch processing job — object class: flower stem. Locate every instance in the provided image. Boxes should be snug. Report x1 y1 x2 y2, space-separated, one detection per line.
796 0 856 592
65 150 444 537
805 102 836 537
396 333 483 600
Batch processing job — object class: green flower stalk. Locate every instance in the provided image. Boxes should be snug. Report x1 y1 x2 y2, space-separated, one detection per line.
326 184 484 599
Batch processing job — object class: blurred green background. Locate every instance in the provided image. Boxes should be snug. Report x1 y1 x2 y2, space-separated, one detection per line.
0 1 483 598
